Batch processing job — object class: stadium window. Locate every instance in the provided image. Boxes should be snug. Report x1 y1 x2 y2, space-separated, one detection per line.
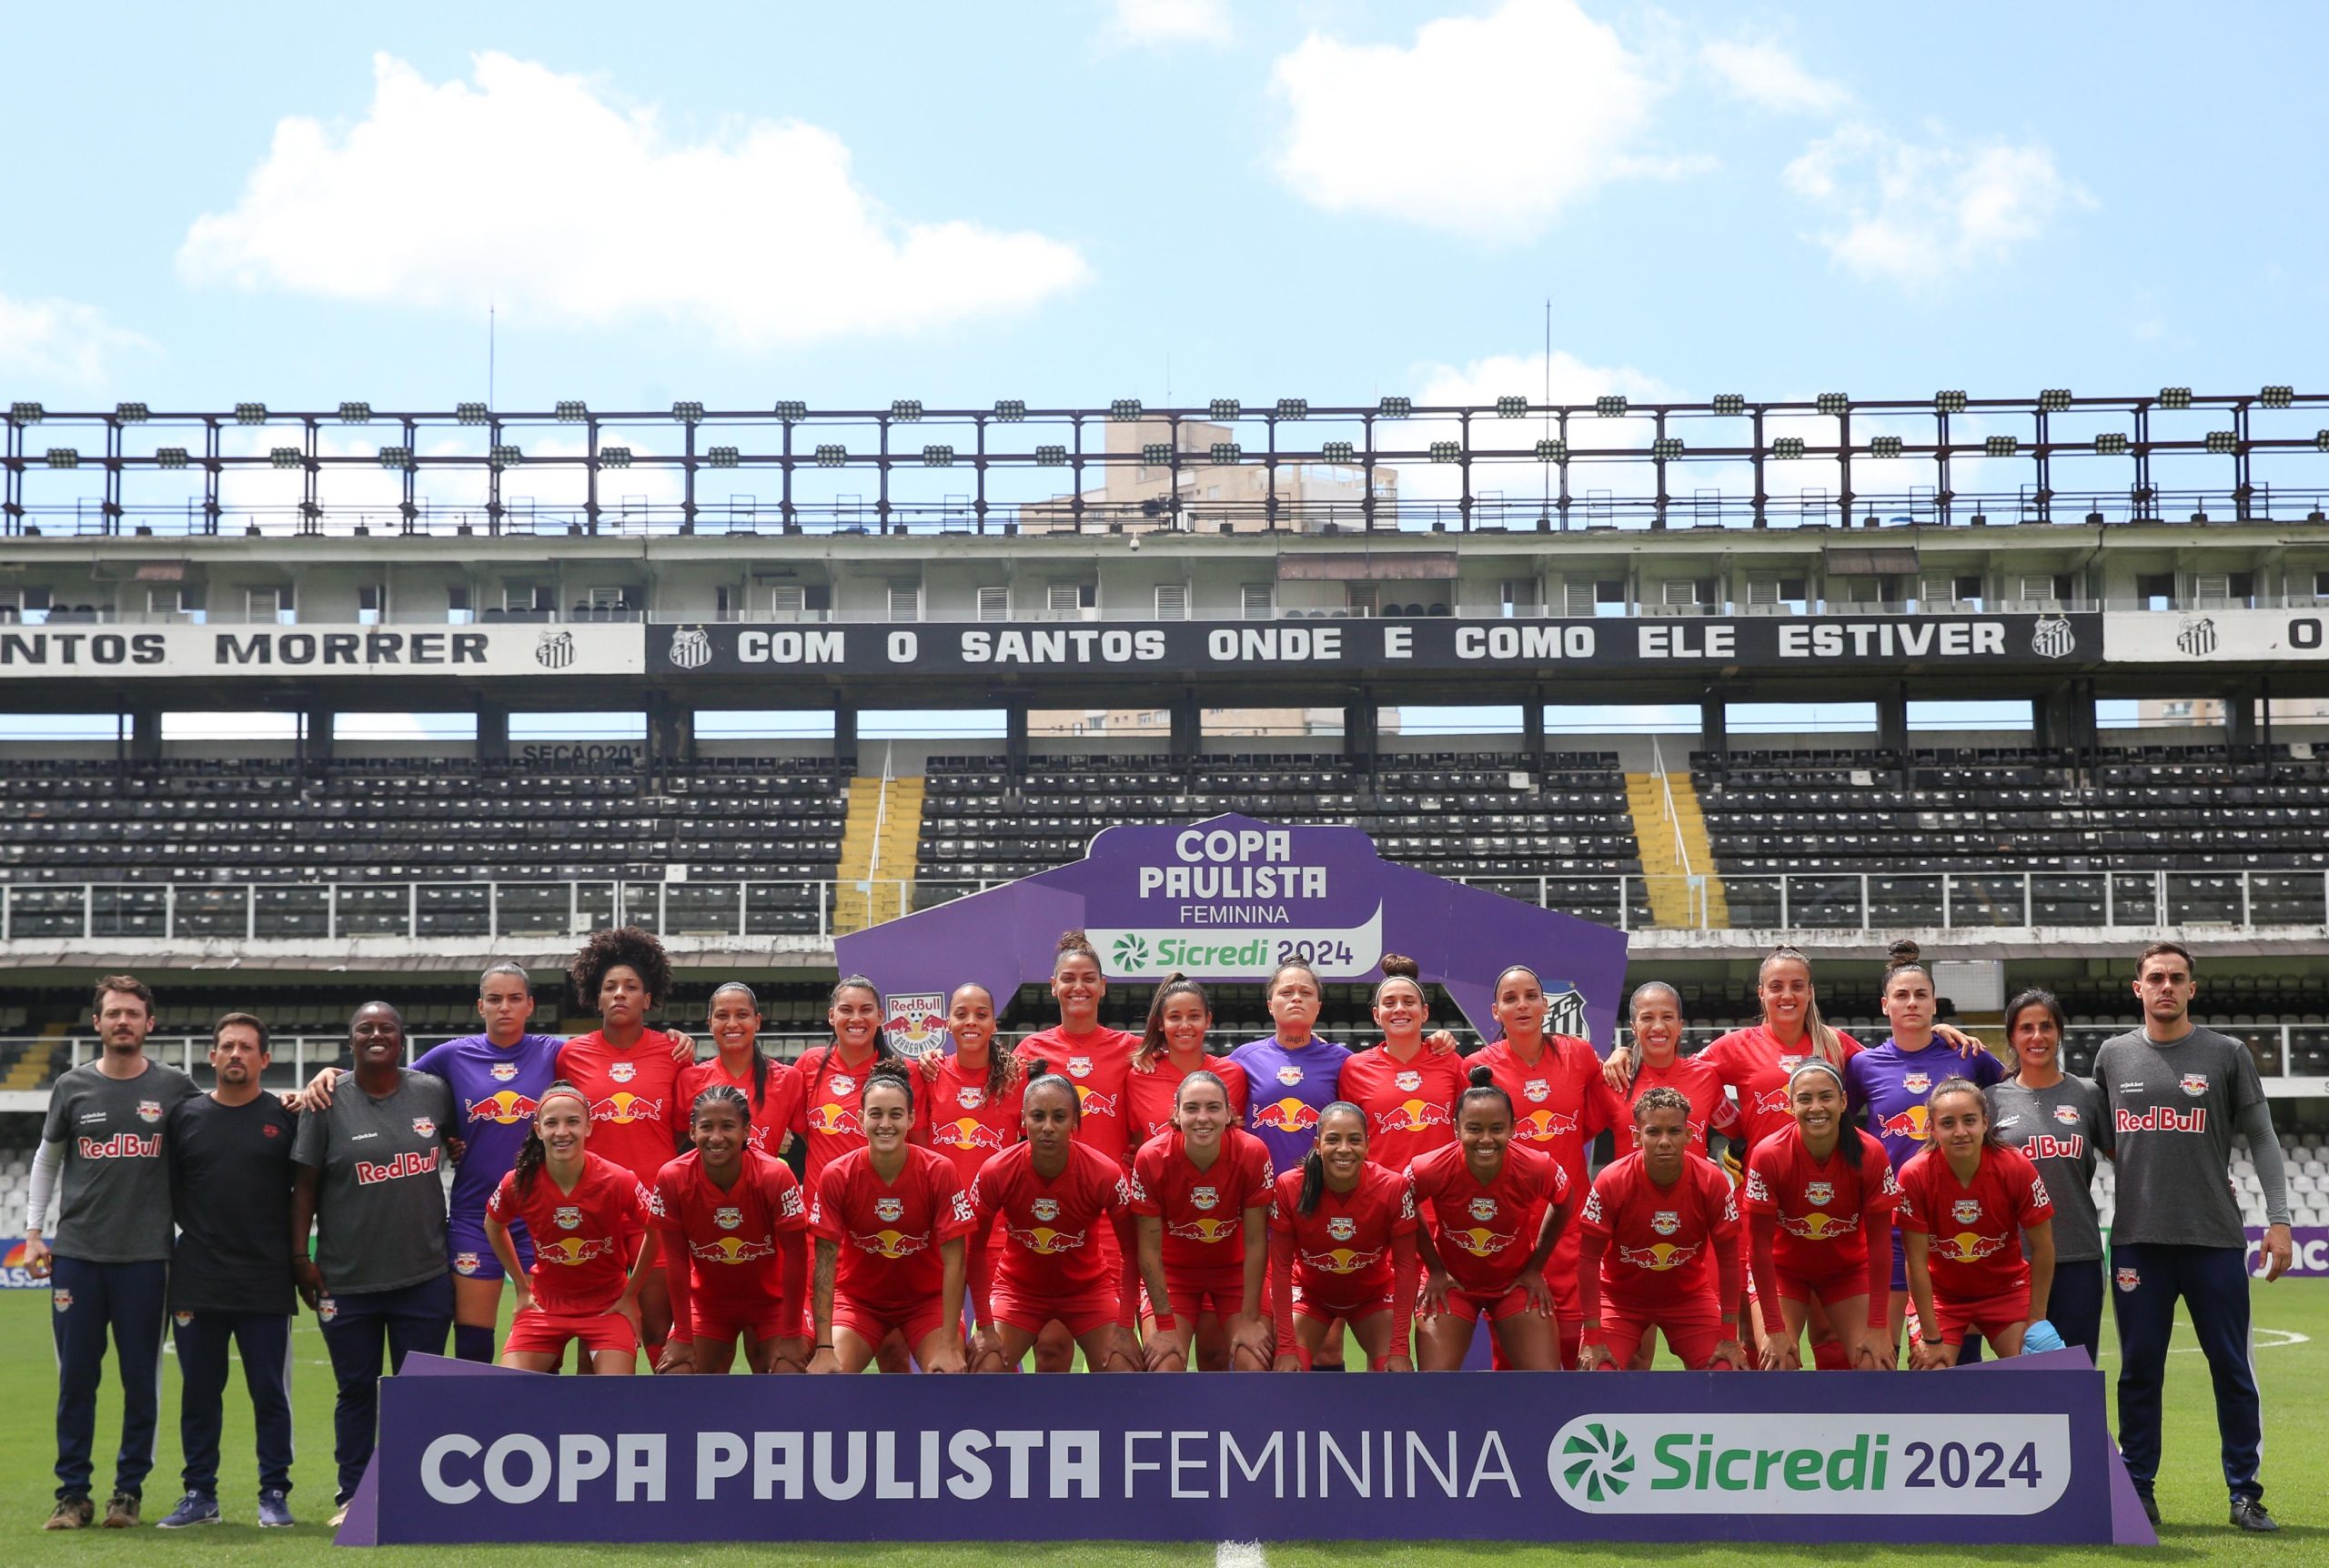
358 584 383 627
2136 572 2174 611
447 585 472 625
1559 579 1596 618
1499 578 1543 618
246 585 292 624
2314 570 2329 601
1046 582 1095 617
504 581 547 617
1242 583 1275 619
715 585 738 623
889 583 922 622
976 586 1011 622
1593 579 1628 618
771 585 807 619
0 586 51 624
1953 575 1982 609
1154 583 1190 620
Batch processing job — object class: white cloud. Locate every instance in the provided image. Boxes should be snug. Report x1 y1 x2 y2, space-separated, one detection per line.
1784 121 2089 290
1394 347 1679 504
1103 0 1232 46
0 290 152 387
1701 37 1851 115
1269 0 1699 242
178 52 1090 346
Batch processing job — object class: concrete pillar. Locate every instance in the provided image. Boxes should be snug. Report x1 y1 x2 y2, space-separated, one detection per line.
1005 702 1030 775
477 706 510 765
2032 682 2097 756
1699 693 1728 766
832 703 858 771
1875 684 1909 757
2225 689 2260 755
128 705 163 764
1522 699 1547 775
1169 691 1201 759
1342 699 1378 769
645 692 694 766
301 709 335 766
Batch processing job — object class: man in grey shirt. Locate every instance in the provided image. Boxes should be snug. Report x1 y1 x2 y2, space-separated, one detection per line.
2094 940 2294 1534
290 1001 456 1524
25 975 200 1532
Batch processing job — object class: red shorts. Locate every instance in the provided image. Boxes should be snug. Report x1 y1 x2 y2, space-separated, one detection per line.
991 1286 1121 1340
1775 1264 1870 1311
503 1310 637 1360
1144 1264 1254 1321
1931 1286 2030 1347
1291 1275 1396 1324
1594 1302 1733 1370
832 1295 946 1352
1443 1282 1534 1323
691 1297 802 1347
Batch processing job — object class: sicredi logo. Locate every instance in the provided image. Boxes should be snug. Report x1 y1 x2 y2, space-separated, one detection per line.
1548 1414 2071 1515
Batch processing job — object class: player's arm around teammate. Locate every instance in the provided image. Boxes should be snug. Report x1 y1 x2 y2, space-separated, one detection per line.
1268 1103 1418 1372
1131 1071 1275 1372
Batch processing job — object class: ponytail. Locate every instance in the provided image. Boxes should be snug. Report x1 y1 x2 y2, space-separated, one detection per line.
1142 973 1210 1065
709 981 771 1111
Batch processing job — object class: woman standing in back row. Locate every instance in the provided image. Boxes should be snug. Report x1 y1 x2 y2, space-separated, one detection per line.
1985 988 2112 1366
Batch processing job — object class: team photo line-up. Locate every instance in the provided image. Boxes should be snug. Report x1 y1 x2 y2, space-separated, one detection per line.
25 930 2296 1534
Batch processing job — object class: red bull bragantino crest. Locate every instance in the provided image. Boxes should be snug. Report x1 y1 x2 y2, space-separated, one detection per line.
136 1100 163 1123
1191 1186 1220 1211
1395 1070 1423 1093
1467 1196 1498 1221
1804 1182 1835 1207
882 992 949 1054
1904 1071 1931 1095
610 1060 636 1084
554 1206 582 1230
957 1087 984 1111
1066 1056 1093 1079
490 1061 519 1081
1651 1210 1680 1236
713 1206 742 1231
1326 1216 1357 1241
1275 1064 1305 1086
411 1118 436 1138
2180 1073 2209 1098
1522 1078 1551 1103
1032 1198 1060 1222
453 1252 480 1275
875 1197 904 1223
1951 1199 1983 1226
2053 1104 2082 1124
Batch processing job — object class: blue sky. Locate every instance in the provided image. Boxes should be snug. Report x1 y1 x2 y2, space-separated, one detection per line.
6 0 2319 739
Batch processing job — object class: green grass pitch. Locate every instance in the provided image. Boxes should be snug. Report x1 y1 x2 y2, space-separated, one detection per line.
3 1282 2324 1564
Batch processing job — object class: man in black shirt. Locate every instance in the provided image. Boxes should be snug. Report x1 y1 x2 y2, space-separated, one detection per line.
159 1014 298 1531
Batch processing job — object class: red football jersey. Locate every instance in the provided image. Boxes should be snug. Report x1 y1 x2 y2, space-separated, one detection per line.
653 1148 807 1318
1578 1150 1739 1310
1129 1128 1275 1271
1615 1053 1741 1160
1467 1036 1624 1197
1336 1047 1465 1171
1124 1054 1250 1148
969 1141 1140 1302
1741 1124 1899 1277
791 1044 885 1189
1895 1143 2054 1302
1405 1141 1569 1297
676 1054 804 1159
1698 1024 1865 1159
488 1152 650 1314
913 1053 1024 1186
810 1145 976 1318
556 1030 686 1185
1013 1027 1140 1165
1268 1161 1416 1301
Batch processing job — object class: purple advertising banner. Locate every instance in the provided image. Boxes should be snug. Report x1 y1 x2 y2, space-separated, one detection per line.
2246 1226 2329 1276
837 815 1631 1053
347 1352 2149 1546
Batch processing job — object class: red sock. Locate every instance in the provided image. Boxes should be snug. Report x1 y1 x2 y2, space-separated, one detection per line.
1811 1339 1850 1372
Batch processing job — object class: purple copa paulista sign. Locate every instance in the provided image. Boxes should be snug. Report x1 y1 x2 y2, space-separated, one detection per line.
336 1351 2152 1546
835 815 1631 1054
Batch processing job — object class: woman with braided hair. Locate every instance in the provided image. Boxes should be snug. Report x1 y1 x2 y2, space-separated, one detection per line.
653 1083 811 1376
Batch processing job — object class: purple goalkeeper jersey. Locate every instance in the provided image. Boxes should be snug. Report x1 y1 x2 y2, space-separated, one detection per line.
411 1031 564 1219
1227 1034 1352 1174
1846 1036 2006 1172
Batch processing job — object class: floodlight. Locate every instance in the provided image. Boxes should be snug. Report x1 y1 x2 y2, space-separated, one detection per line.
1109 399 1142 420
2315 429 2329 452
2158 387 2192 409
1713 394 1746 417
115 402 149 423
555 400 588 422
1652 437 1684 459
1429 441 1461 462
1209 398 1241 420
1985 435 2018 457
1034 444 1067 466
1321 441 1354 463
777 400 809 421
2205 430 2238 454
455 402 487 425
671 401 705 423
235 403 267 425
1870 435 1904 458
1935 390 1967 413
377 447 413 469
1595 396 1628 417
2260 385 2294 408
1378 397 1412 418
2094 432 2129 455
489 444 522 468
8 401 42 423
1496 396 1527 417
1816 393 1849 416
1275 398 1308 420
990 399 1023 421
1142 443 1173 465
269 447 302 469
338 401 372 424
1773 437 1806 460
1536 438 1565 462
707 447 740 468
2039 388 2072 412
923 445 954 467
44 447 77 468
156 447 188 469
1210 442 1241 464
891 399 923 421
600 447 632 468
815 444 847 467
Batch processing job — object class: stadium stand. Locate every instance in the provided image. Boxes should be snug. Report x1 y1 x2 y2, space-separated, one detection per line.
1694 744 2329 928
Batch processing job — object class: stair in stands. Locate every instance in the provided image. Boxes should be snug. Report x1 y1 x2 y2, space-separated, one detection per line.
832 775 925 935
1624 769 1728 929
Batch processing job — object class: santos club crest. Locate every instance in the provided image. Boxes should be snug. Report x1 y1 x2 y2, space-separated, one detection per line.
667 626 713 670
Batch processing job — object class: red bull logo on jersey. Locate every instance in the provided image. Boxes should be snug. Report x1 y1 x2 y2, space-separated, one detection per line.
1075 1089 1120 1120
1513 1109 1580 1143
1032 1198 1060 1222
883 992 948 1053
1168 1217 1241 1246
1951 1199 1982 1226
827 1074 858 1098
76 1131 160 1160
957 1087 985 1111
1191 1185 1220 1211
610 1060 636 1085
1396 1070 1424 1093
933 1117 1008 1154
1932 1231 2006 1264
1066 1056 1093 1080
1780 1211 1857 1241
2052 1104 2081 1125
1652 1210 1681 1236
1804 1181 1835 1208
2024 1133 2084 1159
590 1092 662 1127
1253 1098 1319 1135
1326 1216 1357 1241
553 1206 582 1230
469 1091 539 1125
713 1206 742 1231
1522 1078 1551 1104
1616 1240 1699 1271
2180 1073 2209 1098
137 1099 163 1123
538 1236 615 1267
1275 1064 1305 1087
1880 1105 1931 1142
805 1103 862 1139
453 1252 481 1275
1751 1087 1791 1121
412 1117 437 1139
1447 1225 1517 1259
1013 1223 1087 1255
693 1235 777 1265
1376 1099 1452 1137
875 1197 904 1223
1467 1196 1498 1221
1903 1071 1931 1095
490 1061 519 1082
852 1229 927 1260
354 1149 439 1185
2117 1104 2207 1134
1299 1245 1382 1274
